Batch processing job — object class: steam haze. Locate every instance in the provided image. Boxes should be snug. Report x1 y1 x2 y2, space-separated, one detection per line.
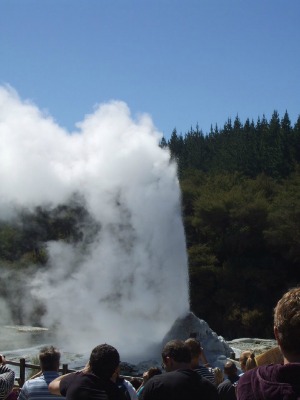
0 86 189 361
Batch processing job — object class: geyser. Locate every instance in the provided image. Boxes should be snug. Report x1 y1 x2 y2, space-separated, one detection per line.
0 86 189 361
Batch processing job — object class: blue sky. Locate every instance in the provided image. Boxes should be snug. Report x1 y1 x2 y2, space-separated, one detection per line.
1 0 299 139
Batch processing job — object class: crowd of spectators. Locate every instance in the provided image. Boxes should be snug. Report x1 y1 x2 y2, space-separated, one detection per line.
1 286 299 399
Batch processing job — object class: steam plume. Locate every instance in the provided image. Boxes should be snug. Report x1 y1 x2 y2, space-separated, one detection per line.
0 86 189 360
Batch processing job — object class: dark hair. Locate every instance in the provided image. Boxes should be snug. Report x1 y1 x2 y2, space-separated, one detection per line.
161 340 191 363
89 344 120 379
39 346 60 371
274 287 300 355
224 361 237 377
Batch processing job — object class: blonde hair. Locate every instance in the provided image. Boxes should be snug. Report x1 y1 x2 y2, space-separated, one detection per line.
239 351 257 371
213 367 224 385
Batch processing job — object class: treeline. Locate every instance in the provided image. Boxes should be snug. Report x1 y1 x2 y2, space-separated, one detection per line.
163 110 300 338
162 111 300 179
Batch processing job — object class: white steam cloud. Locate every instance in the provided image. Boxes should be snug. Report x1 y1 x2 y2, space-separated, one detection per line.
0 86 189 361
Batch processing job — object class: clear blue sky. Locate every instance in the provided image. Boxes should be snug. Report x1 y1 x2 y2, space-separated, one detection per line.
1 0 299 139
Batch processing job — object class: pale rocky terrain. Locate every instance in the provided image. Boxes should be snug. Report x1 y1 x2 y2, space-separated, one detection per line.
227 338 277 360
121 315 278 376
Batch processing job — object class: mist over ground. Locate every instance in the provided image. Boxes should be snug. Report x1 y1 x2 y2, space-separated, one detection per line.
0 86 189 361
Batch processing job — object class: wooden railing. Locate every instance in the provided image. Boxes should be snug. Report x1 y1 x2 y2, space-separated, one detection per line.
5 358 143 389
5 359 76 388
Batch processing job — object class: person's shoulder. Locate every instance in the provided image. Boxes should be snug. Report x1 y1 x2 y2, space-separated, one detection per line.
194 365 208 374
60 371 83 392
200 375 218 389
194 366 215 382
159 369 197 382
0 365 12 373
240 362 300 385
64 371 96 385
217 378 237 396
197 374 218 399
60 372 112 397
141 371 167 391
141 370 218 400
238 366 258 384
218 378 231 388
236 368 258 400
148 371 173 381
19 380 29 391
19 376 46 395
23 376 44 386
179 369 217 392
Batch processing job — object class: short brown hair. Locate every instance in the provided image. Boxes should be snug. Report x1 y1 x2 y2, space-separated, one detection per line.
162 340 191 363
274 287 300 355
184 338 202 359
39 346 60 371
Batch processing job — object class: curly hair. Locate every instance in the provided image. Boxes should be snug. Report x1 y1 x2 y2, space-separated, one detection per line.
274 287 300 355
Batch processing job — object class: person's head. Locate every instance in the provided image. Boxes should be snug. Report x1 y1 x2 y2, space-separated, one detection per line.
143 367 162 381
39 346 61 372
161 340 191 372
239 351 256 372
89 344 120 379
184 338 202 367
223 361 238 378
274 287 300 360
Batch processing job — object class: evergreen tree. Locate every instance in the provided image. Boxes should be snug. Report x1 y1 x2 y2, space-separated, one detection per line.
159 136 168 148
292 115 300 164
280 111 293 176
168 129 185 175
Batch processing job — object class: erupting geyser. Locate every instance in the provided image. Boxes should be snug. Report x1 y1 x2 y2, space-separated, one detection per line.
0 86 189 361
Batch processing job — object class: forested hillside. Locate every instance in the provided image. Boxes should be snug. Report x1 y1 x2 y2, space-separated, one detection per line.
163 110 300 338
1 110 299 339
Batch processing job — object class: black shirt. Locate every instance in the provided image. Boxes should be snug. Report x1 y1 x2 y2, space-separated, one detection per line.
60 372 126 400
140 369 218 400
218 378 239 400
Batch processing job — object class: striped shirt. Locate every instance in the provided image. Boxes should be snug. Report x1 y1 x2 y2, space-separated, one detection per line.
18 372 63 400
0 365 15 400
194 366 215 385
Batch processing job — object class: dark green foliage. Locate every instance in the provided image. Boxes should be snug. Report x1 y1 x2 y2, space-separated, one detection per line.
159 136 168 148
265 169 300 265
0 194 100 266
168 110 300 338
181 170 299 338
